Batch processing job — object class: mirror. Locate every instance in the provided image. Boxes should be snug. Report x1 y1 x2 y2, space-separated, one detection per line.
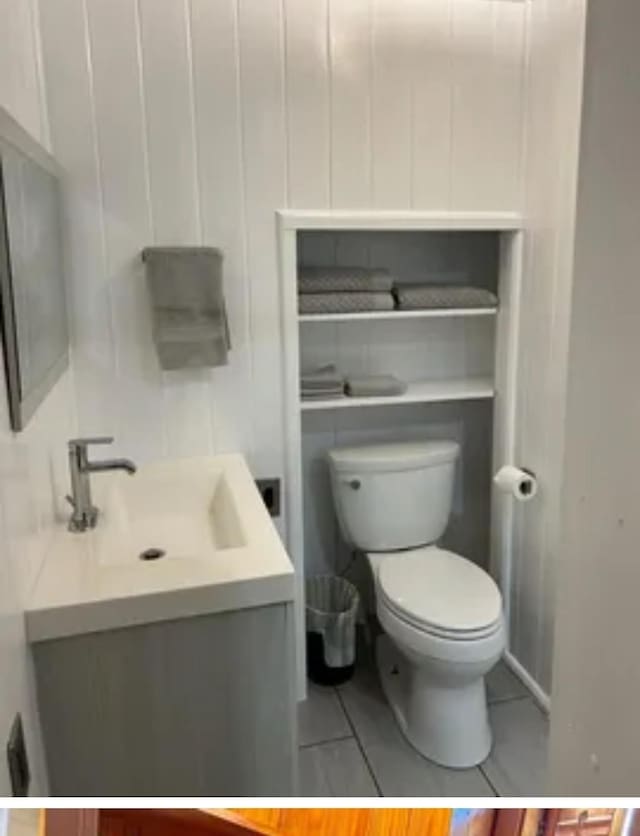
0 107 69 431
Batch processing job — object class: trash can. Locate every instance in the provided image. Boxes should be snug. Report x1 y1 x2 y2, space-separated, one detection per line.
305 575 360 686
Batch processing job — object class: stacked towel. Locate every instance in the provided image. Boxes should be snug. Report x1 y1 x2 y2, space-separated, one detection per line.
394 284 498 311
345 374 407 398
299 266 394 294
301 365 345 400
299 292 394 315
298 266 395 315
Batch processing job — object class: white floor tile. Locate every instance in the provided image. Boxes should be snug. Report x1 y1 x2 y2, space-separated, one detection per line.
483 696 549 795
487 659 530 703
298 737 379 797
339 664 496 797
298 682 352 747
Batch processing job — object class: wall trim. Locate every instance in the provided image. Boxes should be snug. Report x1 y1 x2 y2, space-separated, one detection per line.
504 650 551 713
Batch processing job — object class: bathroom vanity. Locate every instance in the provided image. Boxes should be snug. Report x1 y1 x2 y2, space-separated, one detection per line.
26 454 297 796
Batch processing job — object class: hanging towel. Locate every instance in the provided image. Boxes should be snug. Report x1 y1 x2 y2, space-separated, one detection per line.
299 291 394 315
298 266 394 294
142 246 231 370
394 284 498 311
345 374 407 398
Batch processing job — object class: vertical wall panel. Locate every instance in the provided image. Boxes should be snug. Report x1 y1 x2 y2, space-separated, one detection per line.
237 0 287 480
85 0 165 462
137 0 199 242
511 0 586 694
0 0 45 139
138 0 212 457
189 0 254 455
370 0 412 207
39 0 117 436
410 0 453 210
0 0 77 795
451 0 526 210
328 0 372 208
283 0 330 209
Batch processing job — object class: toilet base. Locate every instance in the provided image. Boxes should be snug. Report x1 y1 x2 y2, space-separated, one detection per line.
376 634 492 769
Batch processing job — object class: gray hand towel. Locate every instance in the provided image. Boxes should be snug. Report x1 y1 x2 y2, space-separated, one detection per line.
394 284 498 310
298 266 394 294
142 246 231 370
345 374 407 398
299 292 394 315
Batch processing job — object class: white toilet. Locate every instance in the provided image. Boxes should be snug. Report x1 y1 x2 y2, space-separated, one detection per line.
327 439 505 769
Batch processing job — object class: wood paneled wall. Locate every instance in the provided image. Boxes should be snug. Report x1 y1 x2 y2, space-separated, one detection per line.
37 0 527 523
511 0 586 698
0 0 77 798
34 0 578 703
229 809 453 836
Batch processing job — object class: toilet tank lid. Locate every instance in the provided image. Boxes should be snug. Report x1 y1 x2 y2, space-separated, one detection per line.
327 440 460 474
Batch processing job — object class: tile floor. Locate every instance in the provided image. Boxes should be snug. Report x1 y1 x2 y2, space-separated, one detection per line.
298 654 549 797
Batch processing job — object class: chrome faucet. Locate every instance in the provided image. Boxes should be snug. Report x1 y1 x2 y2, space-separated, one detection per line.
66 436 137 532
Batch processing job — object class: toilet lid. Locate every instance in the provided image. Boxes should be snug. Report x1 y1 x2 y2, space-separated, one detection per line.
378 547 502 637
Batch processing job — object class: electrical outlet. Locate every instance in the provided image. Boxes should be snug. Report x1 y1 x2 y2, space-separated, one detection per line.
6 713 30 796
255 478 281 517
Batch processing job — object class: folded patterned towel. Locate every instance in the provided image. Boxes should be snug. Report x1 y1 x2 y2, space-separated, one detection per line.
394 284 498 310
345 374 407 398
299 291 395 315
298 266 394 294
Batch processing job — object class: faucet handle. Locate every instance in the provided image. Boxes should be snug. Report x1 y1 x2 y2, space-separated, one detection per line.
68 436 114 451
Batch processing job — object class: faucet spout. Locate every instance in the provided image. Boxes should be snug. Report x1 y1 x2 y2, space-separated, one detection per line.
87 458 137 476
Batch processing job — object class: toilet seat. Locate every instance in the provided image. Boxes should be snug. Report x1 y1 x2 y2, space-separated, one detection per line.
377 546 503 641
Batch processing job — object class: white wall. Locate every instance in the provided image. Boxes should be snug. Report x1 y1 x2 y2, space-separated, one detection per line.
0 0 77 796
37 0 527 543
548 0 640 794
509 0 586 696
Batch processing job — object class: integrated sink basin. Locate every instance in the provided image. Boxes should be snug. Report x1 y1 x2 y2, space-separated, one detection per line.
26 454 294 642
96 458 247 566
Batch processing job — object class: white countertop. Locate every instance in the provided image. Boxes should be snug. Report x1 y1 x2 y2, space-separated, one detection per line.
25 454 294 643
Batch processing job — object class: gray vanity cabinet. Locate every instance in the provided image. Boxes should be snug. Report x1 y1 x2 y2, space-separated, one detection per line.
32 601 297 796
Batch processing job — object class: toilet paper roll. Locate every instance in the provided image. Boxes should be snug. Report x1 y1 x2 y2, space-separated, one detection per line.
494 465 538 502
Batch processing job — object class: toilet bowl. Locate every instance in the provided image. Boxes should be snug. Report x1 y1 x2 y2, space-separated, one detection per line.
327 440 506 768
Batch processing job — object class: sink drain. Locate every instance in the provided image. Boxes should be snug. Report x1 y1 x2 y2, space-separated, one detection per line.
139 547 166 561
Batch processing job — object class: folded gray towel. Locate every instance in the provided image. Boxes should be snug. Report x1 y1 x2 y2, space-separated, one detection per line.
301 389 345 401
300 364 345 390
394 284 498 310
299 292 394 315
142 246 231 370
345 374 407 398
298 266 393 294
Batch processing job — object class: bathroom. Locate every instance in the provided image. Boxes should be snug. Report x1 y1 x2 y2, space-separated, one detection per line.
1 0 639 799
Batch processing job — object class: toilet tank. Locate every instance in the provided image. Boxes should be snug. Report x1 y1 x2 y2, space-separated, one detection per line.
327 440 460 552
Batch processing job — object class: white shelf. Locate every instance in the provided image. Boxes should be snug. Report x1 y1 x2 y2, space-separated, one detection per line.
278 209 523 232
300 377 495 411
299 307 498 323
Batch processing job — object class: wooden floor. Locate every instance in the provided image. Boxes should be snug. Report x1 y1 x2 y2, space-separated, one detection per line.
226 809 453 836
